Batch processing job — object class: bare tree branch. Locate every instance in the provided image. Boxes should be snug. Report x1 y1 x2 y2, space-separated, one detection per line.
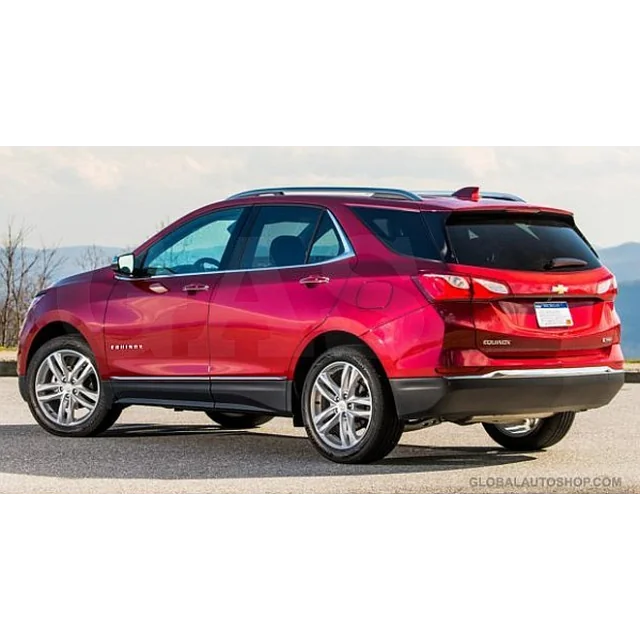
0 219 65 347
75 244 110 272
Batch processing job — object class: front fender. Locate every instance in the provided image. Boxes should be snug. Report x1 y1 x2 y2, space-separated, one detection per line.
18 308 105 376
17 275 114 376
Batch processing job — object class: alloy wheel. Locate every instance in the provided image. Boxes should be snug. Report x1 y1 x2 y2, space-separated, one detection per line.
34 349 100 428
492 418 542 438
309 361 373 450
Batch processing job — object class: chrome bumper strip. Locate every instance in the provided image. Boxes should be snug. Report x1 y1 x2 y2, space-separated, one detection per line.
448 366 620 381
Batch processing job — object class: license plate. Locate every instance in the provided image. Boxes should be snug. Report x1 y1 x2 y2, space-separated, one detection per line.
534 302 574 328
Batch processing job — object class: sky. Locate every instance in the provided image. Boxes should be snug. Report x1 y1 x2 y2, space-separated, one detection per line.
0 146 638 249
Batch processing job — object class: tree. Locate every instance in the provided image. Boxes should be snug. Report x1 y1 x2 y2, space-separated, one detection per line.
0 219 66 347
76 244 112 271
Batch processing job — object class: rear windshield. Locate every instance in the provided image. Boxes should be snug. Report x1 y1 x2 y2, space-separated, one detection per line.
445 213 601 272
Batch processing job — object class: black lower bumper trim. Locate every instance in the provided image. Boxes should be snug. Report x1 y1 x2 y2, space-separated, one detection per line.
390 371 625 421
211 379 290 415
388 378 448 420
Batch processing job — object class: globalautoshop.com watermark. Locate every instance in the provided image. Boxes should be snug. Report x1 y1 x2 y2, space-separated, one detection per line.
469 475 623 490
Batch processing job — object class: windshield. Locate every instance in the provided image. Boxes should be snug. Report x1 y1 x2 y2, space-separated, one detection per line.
444 213 601 272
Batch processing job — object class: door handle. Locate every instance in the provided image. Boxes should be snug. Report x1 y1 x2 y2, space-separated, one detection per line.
182 283 210 293
299 276 331 286
148 283 169 294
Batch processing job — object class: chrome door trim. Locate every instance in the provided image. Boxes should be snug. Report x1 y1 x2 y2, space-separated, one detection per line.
114 209 355 282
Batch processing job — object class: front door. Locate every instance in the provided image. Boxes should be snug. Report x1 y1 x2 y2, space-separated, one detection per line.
104 206 248 407
208 204 354 413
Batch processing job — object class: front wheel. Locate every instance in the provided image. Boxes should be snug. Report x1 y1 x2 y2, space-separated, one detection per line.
26 335 119 437
205 411 273 430
301 346 403 464
483 412 576 451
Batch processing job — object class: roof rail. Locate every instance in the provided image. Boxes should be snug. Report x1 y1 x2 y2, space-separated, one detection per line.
227 186 424 202
417 190 526 203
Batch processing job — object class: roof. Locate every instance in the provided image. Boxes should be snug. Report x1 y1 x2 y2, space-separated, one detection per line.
226 186 574 216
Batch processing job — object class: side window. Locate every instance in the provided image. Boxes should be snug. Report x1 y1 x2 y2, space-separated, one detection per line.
308 213 344 264
240 205 322 269
143 207 244 276
351 206 441 261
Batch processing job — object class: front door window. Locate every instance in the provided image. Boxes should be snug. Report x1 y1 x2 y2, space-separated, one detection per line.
143 207 245 276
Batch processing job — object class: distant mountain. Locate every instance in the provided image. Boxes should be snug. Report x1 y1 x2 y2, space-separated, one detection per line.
615 281 640 359
576 244 640 357
597 243 640 284
52 245 124 280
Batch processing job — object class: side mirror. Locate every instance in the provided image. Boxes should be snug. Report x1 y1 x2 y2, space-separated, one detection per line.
112 253 135 276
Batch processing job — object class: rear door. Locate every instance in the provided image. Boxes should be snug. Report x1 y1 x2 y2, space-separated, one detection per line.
208 204 354 412
442 212 620 359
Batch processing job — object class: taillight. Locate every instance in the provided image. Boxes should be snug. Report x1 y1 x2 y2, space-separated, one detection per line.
596 276 618 299
413 274 511 301
413 274 471 301
472 277 511 300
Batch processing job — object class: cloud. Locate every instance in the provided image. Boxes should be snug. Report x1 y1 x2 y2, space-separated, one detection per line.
448 147 501 179
0 146 638 248
71 153 122 190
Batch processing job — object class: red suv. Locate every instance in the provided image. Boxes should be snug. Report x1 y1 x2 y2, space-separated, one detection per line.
18 186 625 463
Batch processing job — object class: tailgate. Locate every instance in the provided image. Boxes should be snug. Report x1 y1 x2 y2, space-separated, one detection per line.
466 268 620 357
443 211 621 358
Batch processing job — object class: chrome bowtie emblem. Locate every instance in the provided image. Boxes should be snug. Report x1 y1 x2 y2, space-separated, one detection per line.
552 284 568 295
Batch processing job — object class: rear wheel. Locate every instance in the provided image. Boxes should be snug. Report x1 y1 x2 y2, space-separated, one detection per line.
483 412 576 451
301 346 403 464
26 335 119 437
205 411 273 430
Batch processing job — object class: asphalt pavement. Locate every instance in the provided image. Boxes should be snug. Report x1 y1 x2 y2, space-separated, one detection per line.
0 378 637 493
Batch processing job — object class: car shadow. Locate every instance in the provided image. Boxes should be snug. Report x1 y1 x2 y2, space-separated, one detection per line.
0 422 536 481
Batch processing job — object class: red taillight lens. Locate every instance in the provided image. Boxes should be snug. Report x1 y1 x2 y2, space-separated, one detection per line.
596 276 618 300
414 273 512 302
413 274 471 301
471 277 512 300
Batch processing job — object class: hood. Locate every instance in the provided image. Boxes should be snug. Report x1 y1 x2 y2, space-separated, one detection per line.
43 266 113 293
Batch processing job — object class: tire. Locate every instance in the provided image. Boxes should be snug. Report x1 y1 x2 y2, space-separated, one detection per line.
205 411 273 430
301 346 403 464
26 335 118 437
483 412 576 452
91 406 124 435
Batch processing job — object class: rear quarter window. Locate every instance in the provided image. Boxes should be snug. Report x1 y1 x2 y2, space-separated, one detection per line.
351 207 441 261
445 213 601 272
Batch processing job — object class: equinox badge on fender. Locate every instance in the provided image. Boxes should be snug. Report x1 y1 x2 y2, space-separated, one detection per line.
483 339 512 346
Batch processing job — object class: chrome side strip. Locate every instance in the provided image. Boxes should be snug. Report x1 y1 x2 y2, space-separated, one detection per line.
115 251 355 282
448 366 620 381
111 376 209 382
110 376 287 382
210 376 287 382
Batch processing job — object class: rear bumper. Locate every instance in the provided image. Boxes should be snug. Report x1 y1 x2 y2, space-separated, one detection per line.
390 367 625 422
